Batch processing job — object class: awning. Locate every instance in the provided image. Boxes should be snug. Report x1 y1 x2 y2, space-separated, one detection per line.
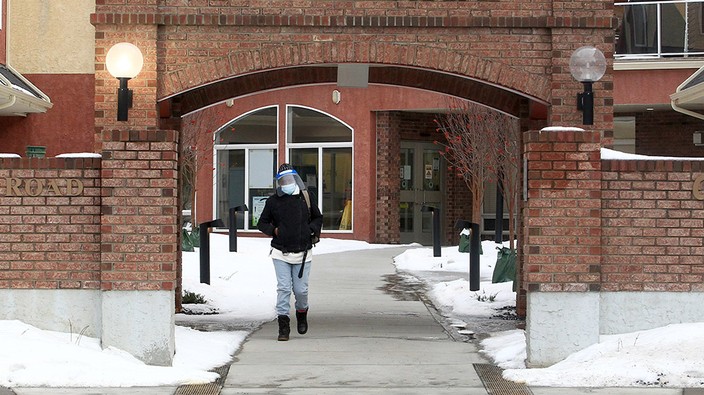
670 65 704 120
0 64 52 116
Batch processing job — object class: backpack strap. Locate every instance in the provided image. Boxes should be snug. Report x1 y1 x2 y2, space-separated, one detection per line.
302 190 312 218
299 189 313 278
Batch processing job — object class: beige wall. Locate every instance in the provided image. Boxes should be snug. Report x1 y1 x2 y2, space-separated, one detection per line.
8 0 94 73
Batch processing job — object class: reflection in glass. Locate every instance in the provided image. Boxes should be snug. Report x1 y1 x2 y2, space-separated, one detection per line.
400 202 414 233
323 148 353 230
616 1 704 58
421 203 439 233
288 107 352 143
249 149 277 228
216 149 245 228
423 149 441 191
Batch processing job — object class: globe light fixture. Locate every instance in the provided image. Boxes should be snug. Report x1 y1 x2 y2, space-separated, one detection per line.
105 43 144 121
569 46 606 125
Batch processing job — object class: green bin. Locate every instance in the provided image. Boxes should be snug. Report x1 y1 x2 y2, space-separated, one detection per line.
182 229 194 252
492 247 516 284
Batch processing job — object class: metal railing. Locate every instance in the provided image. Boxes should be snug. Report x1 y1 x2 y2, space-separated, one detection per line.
615 0 704 59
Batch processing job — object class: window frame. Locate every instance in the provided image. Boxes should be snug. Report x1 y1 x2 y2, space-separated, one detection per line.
285 104 354 233
212 106 279 231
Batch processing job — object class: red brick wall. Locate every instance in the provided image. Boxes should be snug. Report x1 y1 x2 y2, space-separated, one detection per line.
523 129 603 292
99 130 179 291
601 160 704 291
524 128 704 293
632 111 704 158
0 74 95 157
0 158 101 289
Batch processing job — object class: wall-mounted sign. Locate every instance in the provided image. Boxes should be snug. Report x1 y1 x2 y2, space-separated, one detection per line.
1 178 84 197
694 174 704 200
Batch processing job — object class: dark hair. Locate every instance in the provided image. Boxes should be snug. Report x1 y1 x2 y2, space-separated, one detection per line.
278 163 294 173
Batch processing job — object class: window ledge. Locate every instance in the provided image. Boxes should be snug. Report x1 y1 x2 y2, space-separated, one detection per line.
615 59 704 71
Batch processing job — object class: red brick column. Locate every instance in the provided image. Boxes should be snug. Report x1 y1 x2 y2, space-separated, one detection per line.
523 129 602 292
523 128 603 366
99 130 178 292
375 111 401 244
98 128 178 366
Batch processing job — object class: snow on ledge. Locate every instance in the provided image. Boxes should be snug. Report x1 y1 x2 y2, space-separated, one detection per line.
0 153 21 158
540 126 586 133
602 148 704 161
54 153 102 158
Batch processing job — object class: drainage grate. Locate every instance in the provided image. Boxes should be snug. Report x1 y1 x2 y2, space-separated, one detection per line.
474 363 533 395
175 364 230 395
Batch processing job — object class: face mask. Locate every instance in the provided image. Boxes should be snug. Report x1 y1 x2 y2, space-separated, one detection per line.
281 183 297 195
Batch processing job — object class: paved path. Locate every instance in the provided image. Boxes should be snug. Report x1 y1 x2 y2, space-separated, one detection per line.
221 246 490 394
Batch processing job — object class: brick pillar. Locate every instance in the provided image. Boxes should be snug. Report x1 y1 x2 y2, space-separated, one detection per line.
375 111 401 243
99 129 179 366
523 128 602 367
95 22 177 366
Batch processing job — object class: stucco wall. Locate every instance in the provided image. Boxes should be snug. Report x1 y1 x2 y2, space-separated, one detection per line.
8 0 95 73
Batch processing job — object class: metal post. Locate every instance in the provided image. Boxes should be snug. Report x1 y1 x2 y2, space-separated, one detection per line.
470 222 481 291
432 207 441 257
199 219 224 285
229 205 248 252
422 205 441 257
199 222 210 284
495 182 504 243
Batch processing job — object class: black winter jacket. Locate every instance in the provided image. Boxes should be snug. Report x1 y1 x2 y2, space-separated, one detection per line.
257 190 323 253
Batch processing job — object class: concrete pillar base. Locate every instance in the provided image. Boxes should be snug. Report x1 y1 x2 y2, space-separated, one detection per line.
101 290 175 366
526 292 599 367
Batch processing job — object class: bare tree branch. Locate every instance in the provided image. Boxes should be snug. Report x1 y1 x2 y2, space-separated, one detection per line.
435 99 520 248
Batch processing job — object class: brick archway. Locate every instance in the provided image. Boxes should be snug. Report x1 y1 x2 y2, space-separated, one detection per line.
160 43 551 116
86 1 617 367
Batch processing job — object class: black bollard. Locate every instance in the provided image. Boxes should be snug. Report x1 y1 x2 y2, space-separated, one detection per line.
229 205 248 252
469 222 481 291
422 205 441 257
495 182 504 243
199 219 224 284
455 219 479 289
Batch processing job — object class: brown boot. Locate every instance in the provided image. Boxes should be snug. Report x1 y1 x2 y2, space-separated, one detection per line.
277 315 290 341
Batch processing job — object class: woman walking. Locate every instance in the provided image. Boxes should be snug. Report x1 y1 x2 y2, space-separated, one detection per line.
257 164 323 341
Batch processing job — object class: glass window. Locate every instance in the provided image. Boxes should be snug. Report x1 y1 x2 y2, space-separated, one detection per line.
217 107 277 144
287 106 353 231
288 106 352 143
215 149 245 228
214 107 278 230
613 117 636 154
324 148 353 230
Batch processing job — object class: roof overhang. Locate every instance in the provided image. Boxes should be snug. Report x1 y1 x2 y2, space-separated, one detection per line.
670 64 704 120
0 64 52 117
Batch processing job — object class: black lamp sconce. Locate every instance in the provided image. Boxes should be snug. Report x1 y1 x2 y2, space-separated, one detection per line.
105 43 144 122
569 46 606 126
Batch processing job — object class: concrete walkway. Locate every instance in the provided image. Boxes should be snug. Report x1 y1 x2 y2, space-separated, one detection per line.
221 246 489 394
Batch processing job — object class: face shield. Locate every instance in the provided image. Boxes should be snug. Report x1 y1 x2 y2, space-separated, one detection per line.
275 168 307 196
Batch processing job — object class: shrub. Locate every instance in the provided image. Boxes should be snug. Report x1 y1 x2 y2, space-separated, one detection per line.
182 290 207 304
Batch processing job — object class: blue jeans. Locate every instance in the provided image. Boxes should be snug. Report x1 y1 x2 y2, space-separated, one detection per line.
272 258 311 316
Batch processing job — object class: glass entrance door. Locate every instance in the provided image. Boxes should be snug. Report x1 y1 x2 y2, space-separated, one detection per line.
399 142 443 245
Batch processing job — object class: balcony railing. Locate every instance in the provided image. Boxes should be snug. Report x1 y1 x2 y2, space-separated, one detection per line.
615 0 704 59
